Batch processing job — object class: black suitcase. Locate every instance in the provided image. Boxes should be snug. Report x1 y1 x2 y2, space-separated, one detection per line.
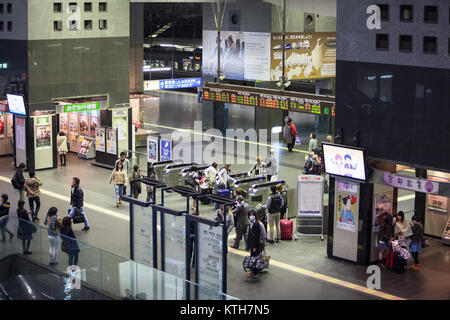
69 208 85 224
393 252 407 273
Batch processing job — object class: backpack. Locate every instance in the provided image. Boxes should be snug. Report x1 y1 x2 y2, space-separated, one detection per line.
185 174 197 188
269 194 283 213
11 174 20 190
280 190 288 210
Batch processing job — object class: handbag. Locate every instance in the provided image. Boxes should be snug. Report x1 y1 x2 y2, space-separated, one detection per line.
70 208 85 224
61 239 70 254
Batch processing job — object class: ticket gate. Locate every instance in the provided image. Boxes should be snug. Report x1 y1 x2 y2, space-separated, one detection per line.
162 162 198 188
233 176 266 199
247 180 287 209
147 160 181 182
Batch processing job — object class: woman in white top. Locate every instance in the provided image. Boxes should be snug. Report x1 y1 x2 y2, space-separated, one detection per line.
216 164 235 190
394 211 409 239
57 131 68 167
205 162 219 190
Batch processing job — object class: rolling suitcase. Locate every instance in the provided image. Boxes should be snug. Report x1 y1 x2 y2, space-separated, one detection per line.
280 219 293 240
385 247 395 270
393 252 407 273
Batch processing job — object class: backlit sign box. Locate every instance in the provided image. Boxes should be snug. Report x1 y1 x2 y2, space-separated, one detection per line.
323 143 367 182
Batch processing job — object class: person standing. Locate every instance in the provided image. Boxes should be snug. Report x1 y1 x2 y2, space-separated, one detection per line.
115 152 131 195
130 165 142 200
308 133 318 153
24 171 42 222
205 162 219 191
246 210 262 277
57 131 68 166
410 216 424 271
394 211 408 239
0 194 13 241
216 164 234 190
264 185 284 244
214 204 234 237
277 184 288 220
69 177 90 231
11 163 26 202
231 196 249 250
60 217 80 266
285 118 298 152
248 157 265 177
44 207 61 266
110 161 128 207
146 166 158 203
17 200 34 255
283 117 292 151
264 150 278 181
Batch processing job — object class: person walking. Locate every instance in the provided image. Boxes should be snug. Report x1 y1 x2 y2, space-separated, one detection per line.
410 216 424 271
214 204 234 237
248 157 265 177
60 217 80 266
264 185 284 244
17 200 34 255
146 166 158 203
264 150 278 181
308 133 318 153
130 165 142 200
246 210 262 277
69 177 90 231
57 131 68 166
0 194 13 241
11 163 26 202
277 184 288 220
44 207 61 266
231 196 249 250
115 152 131 195
110 161 128 207
24 170 42 222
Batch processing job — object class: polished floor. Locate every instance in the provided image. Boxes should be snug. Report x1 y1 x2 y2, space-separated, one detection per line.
0 91 449 300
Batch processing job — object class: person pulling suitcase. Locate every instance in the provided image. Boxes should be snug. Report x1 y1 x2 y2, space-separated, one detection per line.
69 177 90 231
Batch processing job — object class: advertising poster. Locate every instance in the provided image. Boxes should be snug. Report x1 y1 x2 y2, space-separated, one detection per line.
68 113 79 141
202 30 271 81
336 188 358 233
147 136 159 162
35 117 51 149
323 144 366 181
297 175 324 217
373 193 393 232
95 127 105 152
197 224 224 293
59 113 69 135
0 115 5 138
160 138 172 162
112 109 128 141
79 113 89 142
427 175 448 212
106 128 117 155
270 32 336 81
15 118 25 150
89 116 99 138
6 114 13 137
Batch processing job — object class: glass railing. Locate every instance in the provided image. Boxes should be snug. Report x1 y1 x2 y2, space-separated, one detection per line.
2 218 237 300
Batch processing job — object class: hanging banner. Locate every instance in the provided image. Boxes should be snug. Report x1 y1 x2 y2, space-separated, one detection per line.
35 116 51 149
336 181 358 232
106 128 117 155
383 172 439 195
147 136 159 163
271 32 336 81
95 127 106 153
160 138 172 162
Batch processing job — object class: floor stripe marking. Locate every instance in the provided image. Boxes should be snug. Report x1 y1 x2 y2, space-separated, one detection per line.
0 175 407 300
228 247 406 300
144 122 309 154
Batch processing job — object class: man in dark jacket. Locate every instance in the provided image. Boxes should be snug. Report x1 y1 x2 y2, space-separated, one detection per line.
69 177 90 231
12 163 26 201
231 196 249 250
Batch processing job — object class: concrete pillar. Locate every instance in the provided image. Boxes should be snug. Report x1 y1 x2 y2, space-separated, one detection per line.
130 2 144 94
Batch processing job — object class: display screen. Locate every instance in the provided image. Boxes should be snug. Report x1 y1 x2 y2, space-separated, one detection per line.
323 143 366 181
203 87 334 116
6 94 27 116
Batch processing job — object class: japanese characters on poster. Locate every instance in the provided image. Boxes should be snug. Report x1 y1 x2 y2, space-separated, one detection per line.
373 193 393 232
95 127 106 152
68 113 79 141
383 173 439 194
35 117 51 149
15 118 25 150
160 138 172 162
112 109 128 141
427 174 448 212
106 128 117 155
147 136 159 163
59 113 69 135
336 181 358 232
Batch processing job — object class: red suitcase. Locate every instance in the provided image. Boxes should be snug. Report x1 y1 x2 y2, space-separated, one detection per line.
280 219 293 240
385 248 395 270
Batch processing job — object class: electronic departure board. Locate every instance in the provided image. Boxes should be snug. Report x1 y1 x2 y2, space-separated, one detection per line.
203 86 335 116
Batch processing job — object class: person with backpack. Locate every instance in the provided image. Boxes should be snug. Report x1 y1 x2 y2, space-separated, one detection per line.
263 185 284 244
130 165 142 200
11 163 26 202
264 150 278 181
277 184 288 220
60 216 80 266
24 170 42 222
44 207 62 265
17 200 34 255
304 152 316 175
246 210 262 277
231 196 249 250
0 194 13 242
410 216 424 271
69 177 90 231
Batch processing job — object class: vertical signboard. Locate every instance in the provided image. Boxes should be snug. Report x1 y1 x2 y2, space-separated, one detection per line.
297 175 324 216
15 116 26 167
112 108 129 155
106 128 117 155
95 127 106 152
34 115 53 170
160 138 172 162
333 179 359 262
147 136 159 163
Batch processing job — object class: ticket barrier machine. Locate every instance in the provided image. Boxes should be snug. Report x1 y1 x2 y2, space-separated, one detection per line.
162 162 198 188
147 160 181 182
247 180 287 209
233 176 266 199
